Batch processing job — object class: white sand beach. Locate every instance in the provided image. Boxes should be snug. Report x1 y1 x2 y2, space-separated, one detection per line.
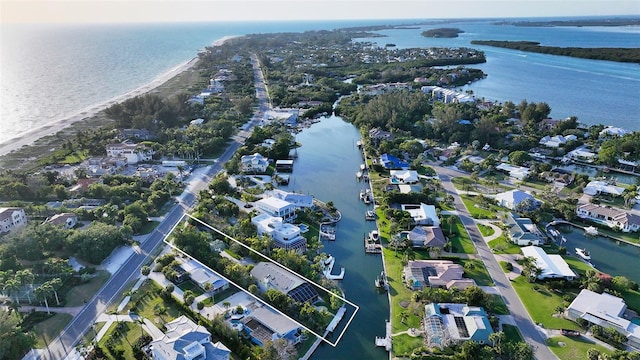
0 35 241 158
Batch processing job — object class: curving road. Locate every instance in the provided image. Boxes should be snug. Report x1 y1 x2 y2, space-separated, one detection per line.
39 53 270 360
433 164 557 360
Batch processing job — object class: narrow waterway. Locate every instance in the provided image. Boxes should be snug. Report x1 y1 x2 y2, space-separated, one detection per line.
549 226 640 284
281 115 389 360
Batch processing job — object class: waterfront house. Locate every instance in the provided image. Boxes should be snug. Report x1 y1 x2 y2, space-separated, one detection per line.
45 213 77 229
0 207 27 234
495 163 530 181
255 197 297 222
105 141 154 164
240 153 269 173
377 153 409 170
265 189 314 209
566 289 640 350
539 134 577 148
401 203 440 226
369 127 394 145
599 126 629 138
251 262 319 304
150 315 231 360
403 260 476 290
504 212 543 246
564 147 597 163
494 189 536 210
251 214 307 253
583 180 625 197
390 169 420 184
422 86 475 104
404 226 447 249
241 306 303 346
423 303 493 348
521 246 576 280
576 203 640 233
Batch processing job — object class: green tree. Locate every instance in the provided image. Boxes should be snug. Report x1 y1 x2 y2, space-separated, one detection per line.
0 309 36 360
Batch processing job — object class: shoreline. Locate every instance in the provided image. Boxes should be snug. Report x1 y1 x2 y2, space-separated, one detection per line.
0 35 242 159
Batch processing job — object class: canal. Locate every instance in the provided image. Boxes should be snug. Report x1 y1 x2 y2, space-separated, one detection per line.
281 114 389 360
549 225 640 284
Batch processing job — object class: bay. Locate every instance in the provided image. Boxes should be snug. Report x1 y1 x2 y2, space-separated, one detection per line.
2 17 639 146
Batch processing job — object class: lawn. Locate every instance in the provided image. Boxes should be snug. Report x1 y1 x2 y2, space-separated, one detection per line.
97 320 145 360
124 280 182 323
383 248 424 336
510 276 579 330
65 270 111 306
446 216 476 254
562 256 594 277
547 335 612 360
488 234 523 255
460 194 500 219
502 324 522 343
392 334 425 357
477 223 495 237
487 294 509 315
459 259 494 286
178 279 205 297
30 313 73 348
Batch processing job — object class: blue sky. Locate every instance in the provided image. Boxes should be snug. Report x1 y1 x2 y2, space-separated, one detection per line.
2 0 639 24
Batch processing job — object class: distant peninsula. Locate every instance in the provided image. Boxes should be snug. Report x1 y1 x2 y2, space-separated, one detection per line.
421 28 464 38
494 18 640 27
471 40 640 64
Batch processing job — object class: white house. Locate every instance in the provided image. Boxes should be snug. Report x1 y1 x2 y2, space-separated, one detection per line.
576 203 640 233
240 153 269 173
390 170 420 184
583 181 626 197
539 134 577 148
0 207 27 234
190 118 205 126
151 315 231 360
251 214 307 252
255 197 297 222
265 189 314 209
599 126 629 138
495 163 530 180
521 246 576 280
565 147 598 163
494 189 536 210
105 142 154 164
401 203 439 226
567 289 640 349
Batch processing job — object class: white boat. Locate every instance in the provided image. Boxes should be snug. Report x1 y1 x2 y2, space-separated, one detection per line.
356 171 362 179
585 226 598 236
360 164 366 170
575 248 591 261
365 210 376 220
368 230 380 243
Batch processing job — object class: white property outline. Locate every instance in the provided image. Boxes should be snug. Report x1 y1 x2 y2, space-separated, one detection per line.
161 213 359 347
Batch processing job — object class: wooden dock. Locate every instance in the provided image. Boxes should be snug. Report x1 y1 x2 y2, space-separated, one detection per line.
375 320 392 351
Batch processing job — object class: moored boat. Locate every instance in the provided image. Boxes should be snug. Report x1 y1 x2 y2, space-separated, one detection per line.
575 248 591 261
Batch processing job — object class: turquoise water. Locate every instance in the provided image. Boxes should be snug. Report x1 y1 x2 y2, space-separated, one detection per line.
550 225 640 284
1 17 639 144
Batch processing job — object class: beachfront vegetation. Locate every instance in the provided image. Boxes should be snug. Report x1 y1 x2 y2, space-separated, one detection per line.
421 27 464 38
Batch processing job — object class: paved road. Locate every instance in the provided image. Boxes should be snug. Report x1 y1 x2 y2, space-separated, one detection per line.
433 164 557 360
40 54 271 360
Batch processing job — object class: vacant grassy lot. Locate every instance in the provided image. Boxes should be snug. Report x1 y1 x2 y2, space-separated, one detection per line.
547 335 612 360
459 259 494 286
124 280 182 323
31 313 73 348
65 270 111 306
460 194 500 219
511 277 578 330
446 216 476 254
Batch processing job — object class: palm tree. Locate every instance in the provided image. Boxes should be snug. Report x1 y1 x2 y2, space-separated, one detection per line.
48 278 63 305
16 270 34 304
177 165 185 183
4 279 21 304
203 282 214 302
223 301 231 315
399 311 408 324
35 283 54 314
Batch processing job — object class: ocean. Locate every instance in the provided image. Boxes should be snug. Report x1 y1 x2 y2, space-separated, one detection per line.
1 17 639 145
